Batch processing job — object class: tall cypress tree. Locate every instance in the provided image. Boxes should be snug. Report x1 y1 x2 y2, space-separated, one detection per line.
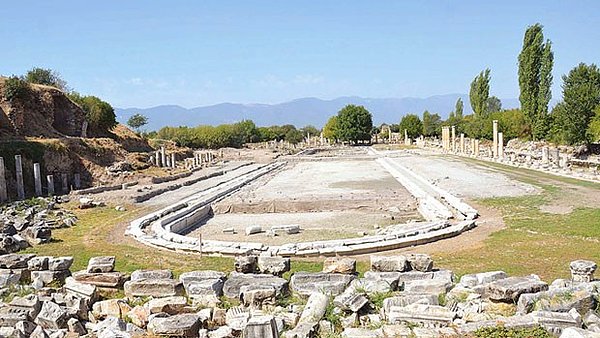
518 23 554 140
455 98 464 119
469 69 491 118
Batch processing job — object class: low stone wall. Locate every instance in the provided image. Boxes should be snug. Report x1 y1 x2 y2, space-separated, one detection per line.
72 181 138 195
127 154 479 257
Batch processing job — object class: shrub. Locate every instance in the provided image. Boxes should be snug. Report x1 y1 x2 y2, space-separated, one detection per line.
2 76 29 102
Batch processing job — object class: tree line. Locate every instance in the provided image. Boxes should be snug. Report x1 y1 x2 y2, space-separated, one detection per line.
394 23 600 146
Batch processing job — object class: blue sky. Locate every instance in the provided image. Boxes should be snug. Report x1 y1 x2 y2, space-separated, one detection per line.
1 1 599 108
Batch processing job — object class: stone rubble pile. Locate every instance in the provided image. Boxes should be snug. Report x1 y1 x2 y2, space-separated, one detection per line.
0 197 77 254
0 253 597 337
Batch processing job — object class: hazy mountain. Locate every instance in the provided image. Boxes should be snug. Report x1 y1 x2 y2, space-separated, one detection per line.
116 94 520 131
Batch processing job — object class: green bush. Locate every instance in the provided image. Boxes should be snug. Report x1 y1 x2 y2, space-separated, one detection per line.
473 326 552 338
3 76 29 102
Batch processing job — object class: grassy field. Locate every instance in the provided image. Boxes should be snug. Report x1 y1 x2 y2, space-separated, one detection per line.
433 158 600 281
22 156 600 283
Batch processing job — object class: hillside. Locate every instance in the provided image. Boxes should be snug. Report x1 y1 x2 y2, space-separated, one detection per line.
116 95 522 131
0 78 156 199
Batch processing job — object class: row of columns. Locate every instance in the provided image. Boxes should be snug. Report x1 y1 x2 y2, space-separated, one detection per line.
152 147 178 168
0 155 81 203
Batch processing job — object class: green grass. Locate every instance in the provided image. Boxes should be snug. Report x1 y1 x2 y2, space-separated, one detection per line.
433 159 600 281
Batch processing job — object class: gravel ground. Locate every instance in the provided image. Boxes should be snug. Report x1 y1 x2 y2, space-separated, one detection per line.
388 153 538 199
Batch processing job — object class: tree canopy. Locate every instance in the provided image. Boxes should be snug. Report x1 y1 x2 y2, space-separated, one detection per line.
469 69 491 118
25 67 68 91
399 114 423 139
335 105 373 143
127 113 149 132
518 23 554 140
68 92 117 133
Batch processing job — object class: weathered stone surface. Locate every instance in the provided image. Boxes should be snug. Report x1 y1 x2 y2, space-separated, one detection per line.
350 277 395 294
323 257 356 274
87 256 115 273
31 270 70 285
388 304 456 327
27 256 50 270
0 306 31 327
35 301 68 330
22 226 51 244
0 270 21 288
64 276 98 300
334 290 369 312
67 317 87 335
179 270 226 285
92 299 132 319
240 284 276 308
131 269 173 281
486 275 548 302
531 310 581 335
459 271 508 288
124 278 184 298
148 296 188 314
291 272 355 296
258 256 291 276
0 253 35 269
517 287 595 314
245 225 262 236
342 328 380 338
363 271 402 290
244 315 279 338
48 257 73 271
126 305 150 328
571 260 597 284
225 307 250 331
149 313 202 337
407 253 433 272
185 278 225 298
403 279 452 295
72 270 127 288
382 293 439 319
371 255 408 272
560 327 600 338
234 256 257 273
210 325 234 338
299 292 329 324
223 272 287 299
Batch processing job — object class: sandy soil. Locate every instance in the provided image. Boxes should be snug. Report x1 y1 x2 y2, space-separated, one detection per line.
214 160 416 212
388 152 538 199
189 211 419 245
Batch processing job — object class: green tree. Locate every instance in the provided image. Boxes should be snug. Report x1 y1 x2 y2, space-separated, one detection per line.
555 63 600 145
399 114 423 139
233 120 259 144
2 76 29 102
469 69 491 117
335 105 373 143
518 23 554 140
455 98 464 119
127 113 149 132
422 111 442 137
486 96 502 114
323 116 339 141
588 106 600 142
284 129 304 144
25 67 68 91
69 92 117 133
300 125 320 138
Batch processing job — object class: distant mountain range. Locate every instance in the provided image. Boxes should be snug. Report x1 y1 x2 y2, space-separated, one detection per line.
116 94 520 131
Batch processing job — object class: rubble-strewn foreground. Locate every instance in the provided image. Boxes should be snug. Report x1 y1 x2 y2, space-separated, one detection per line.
0 253 598 337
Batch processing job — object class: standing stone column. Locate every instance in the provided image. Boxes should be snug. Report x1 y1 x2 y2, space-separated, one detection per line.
553 149 560 167
156 151 161 167
498 132 504 159
451 126 456 152
460 133 465 154
161 147 166 168
492 120 499 158
542 147 549 164
0 157 7 203
33 163 42 196
470 139 475 156
74 173 81 189
165 155 171 168
474 139 480 157
47 175 55 196
171 153 176 168
61 173 69 193
15 155 25 200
